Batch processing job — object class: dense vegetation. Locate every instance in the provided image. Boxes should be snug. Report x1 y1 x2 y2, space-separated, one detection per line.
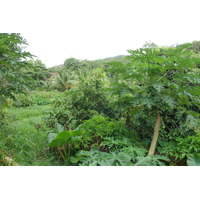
0 33 200 166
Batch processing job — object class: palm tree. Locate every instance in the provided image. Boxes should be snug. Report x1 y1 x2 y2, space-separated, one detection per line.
56 71 78 91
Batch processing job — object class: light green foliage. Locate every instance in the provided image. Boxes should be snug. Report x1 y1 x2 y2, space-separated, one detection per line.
0 104 59 165
74 145 169 166
11 93 34 107
134 155 170 166
54 71 78 91
49 130 77 148
8 91 63 108
75 146 147 166
187 154 200 166
30 90 64 105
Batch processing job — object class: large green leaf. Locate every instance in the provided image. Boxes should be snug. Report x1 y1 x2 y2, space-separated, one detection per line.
135 156 151 166
49 131 73 147
54 123 64 133
116 152 132 166
187 154 200 166
47 133 57 143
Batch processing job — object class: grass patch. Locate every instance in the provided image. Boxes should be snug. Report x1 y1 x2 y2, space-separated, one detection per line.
8 104 51 122
30 90 64 105
0 104 60 166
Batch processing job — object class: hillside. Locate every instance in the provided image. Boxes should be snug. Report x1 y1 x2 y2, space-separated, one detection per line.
48 55 127 73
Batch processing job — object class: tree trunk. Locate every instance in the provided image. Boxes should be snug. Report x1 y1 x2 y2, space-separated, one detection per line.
148 113 161 155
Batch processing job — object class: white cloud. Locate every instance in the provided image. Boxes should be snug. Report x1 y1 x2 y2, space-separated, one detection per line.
2 0 200 67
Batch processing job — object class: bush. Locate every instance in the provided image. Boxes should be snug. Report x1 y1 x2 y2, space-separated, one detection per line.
12 93 34 108
47 115 142 165
44 77 116 129
30 91 64 105
158 135 200 165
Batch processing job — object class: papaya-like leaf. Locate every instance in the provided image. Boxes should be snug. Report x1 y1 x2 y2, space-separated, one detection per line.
187 154 200 166
116 152 132 166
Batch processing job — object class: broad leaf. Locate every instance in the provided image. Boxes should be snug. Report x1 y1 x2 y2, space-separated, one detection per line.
187 154 200 166
135 156 151 166
47 133 57 143
54 123 64 133
49 131 73 147
116 152 132 166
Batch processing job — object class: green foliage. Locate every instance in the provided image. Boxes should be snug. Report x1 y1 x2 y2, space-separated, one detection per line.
45 68 115 129
64 57 82 72
47 115 142 165
30 91 64 105
0 104 59 165
0 33 35 103
8 91 63 108
47 115 138 149
49 130 77 148
54 71 78 92
26 59 50 87
75 146 147 166
1 38 200 166
187 154 200 166
11 93 34 107
74 145 169 166
108 44 200 141
159 136 200 163
74 116 139 150
0 109 7 128
134 154 170 166
189 41 200 54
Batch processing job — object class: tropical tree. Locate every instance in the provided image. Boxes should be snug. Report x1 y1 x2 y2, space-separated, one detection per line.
108 43 200 155
55 71 78 91
26 59 50 85
64 57 82 72
0 33 35 108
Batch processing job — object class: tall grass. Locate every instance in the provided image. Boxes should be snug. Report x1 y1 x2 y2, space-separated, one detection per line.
0 103 60 166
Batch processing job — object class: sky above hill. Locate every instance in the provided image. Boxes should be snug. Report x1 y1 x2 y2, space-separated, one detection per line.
2 0 200 67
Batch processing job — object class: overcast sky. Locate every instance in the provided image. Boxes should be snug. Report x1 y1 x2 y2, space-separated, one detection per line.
1 0 200 67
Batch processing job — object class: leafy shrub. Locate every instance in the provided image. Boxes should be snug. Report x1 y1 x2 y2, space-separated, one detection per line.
72 116 140 150
30 91 64 105
73 146 146 166
45 77 116 129
47 116 142 165
107 43 200 156
73 146 169 166
158 135 200 165
12 93 34 107
134 155 170 166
